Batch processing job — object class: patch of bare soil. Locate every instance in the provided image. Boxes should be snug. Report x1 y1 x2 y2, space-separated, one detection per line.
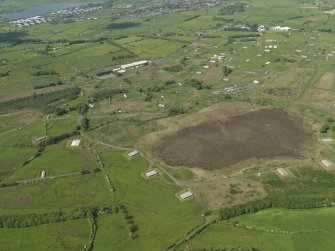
155 109 311 170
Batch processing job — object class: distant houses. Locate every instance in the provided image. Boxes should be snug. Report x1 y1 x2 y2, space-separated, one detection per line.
9 16 48 27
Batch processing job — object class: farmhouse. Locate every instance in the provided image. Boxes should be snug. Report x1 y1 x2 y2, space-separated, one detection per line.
145 170 158 178
128 150 140 157
277 167 288 176
71 139 81 147
179 191 194 200
121 60 148 69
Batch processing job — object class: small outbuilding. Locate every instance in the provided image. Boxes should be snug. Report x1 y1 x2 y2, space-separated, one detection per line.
41 171 46 179
179 191 194 200
145 170 158 178
71 139 81 147
321 160 333 168
128 150 139 157
322 138 333 143
277 167 288 176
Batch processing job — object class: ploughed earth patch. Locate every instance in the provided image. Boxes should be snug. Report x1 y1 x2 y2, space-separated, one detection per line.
155 109 311 170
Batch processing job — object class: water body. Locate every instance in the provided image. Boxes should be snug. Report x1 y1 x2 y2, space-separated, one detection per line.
1 3 84 20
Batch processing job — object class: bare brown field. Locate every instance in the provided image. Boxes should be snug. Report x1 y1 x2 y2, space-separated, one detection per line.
154 108 312 170
188 177 267 210
316 72 335 90
304 89 335 107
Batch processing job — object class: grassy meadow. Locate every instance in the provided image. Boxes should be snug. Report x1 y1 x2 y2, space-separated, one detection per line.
1 0 335 249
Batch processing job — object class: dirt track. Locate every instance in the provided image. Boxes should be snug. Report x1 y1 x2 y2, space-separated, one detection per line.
155 109 311 170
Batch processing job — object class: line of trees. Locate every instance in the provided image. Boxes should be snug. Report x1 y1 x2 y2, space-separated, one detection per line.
219 196 335 221
0 182 19 188
0 87 80 113
32 70 58 76
119 204 138 240
20 146 44 167
190 248 260 251
40 130 80 147
0 206 117 228
219 4 245 15
33 81 64 90
91 88 127 102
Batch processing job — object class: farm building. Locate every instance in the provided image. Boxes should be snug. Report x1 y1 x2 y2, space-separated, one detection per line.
322 138 333 143
121 60 148 69
41 171 46 179
321 160 333 168
145 170 158 178
179 191 194 200
71 139 81 147
117 69 126 74
272 26 291 31
277 167 288 176
158 104 166 108
128 150 140 157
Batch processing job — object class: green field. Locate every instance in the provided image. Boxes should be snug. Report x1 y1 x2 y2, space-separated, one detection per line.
1 0 335 249
184 208 335 250
0 219 90 251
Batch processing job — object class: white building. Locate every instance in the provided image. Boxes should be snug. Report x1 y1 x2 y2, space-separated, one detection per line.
158 104 165 108
272 26 291 32
321 160 333 168
321 138 333 143
117 69 126 74
128 150 139 157
145 170 158 178
277 167 288 176
121 60 148 69
180 191 194 200
71 139 81 147
41 171 46 179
